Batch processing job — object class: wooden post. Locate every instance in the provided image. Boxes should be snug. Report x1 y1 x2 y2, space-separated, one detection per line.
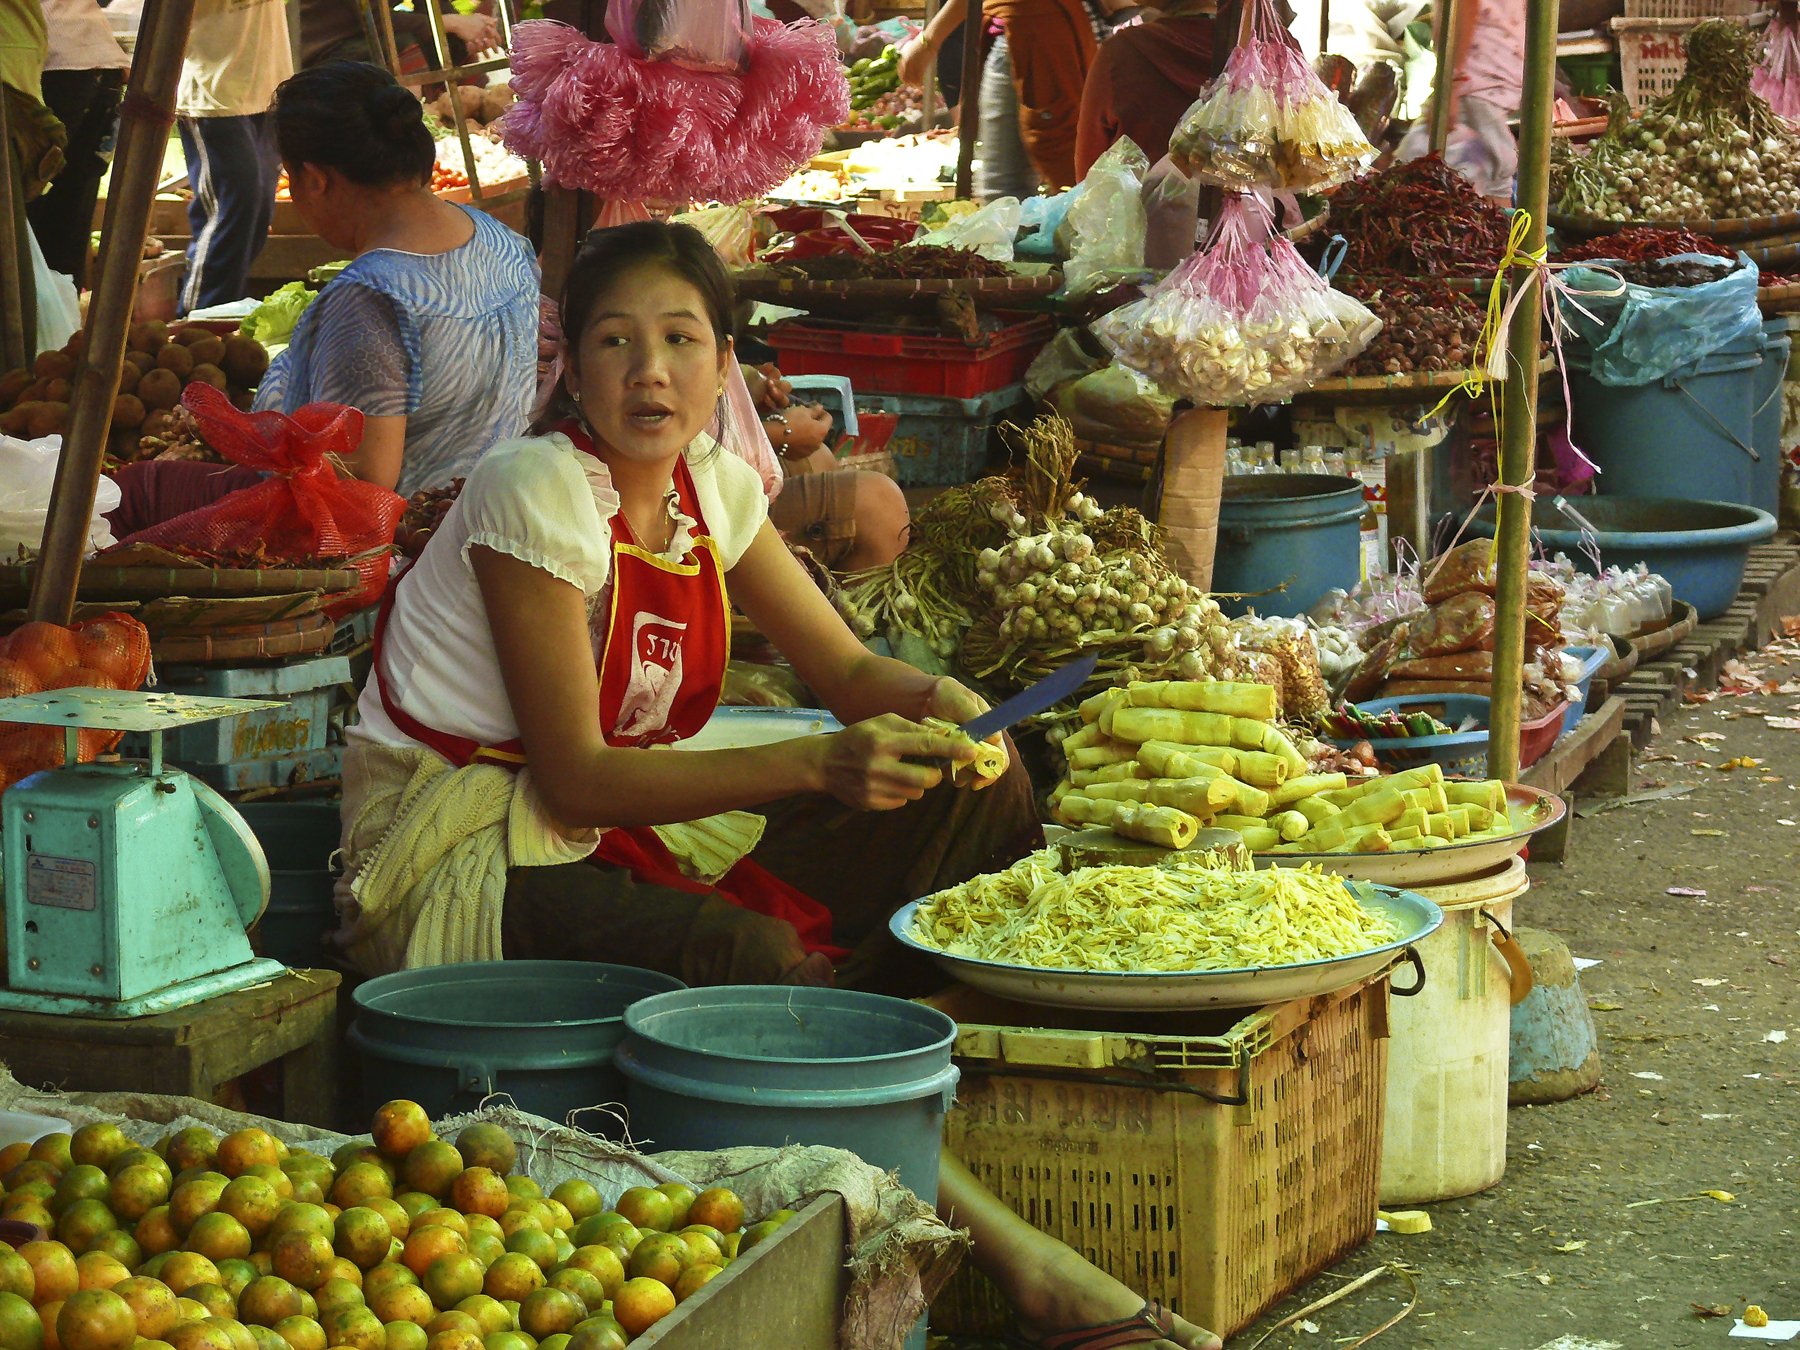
1428 0 1459 155
920 0 940 133
1159 407 1229 590
0 86 27 372
956 0 983 198
1487 0 1559 782
29 0 196 626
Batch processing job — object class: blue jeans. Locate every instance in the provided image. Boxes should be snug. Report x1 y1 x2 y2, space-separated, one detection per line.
177 112 281 314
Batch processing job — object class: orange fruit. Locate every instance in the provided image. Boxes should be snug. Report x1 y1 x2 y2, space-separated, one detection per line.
215 1180 278 1244
154 1257 220 1303
318 1260 361 1291
109 1279 177 1341
55 1290 136 1350
51 1168 111 1218
6 1181 56 1209
330 1212 390 1275
160 1136 216 1179
270 1318 323 1350
542 1187 596 1227
310 1281 362 1322
106 1150 168 1184
407 1213 465 1243
327 1171 388 1215
397 1230 461 1283
497 1181 536 1204
54 1204 115 1255
37 1301 63 1350
442 1175 501 1226
671 1264 720 1303
683 1190 742 1236
136 1255 174 1283
543 1271 600 1318
206 1317 256 1350
19 1244 78 1307
363 1284 430 1330
464 1240 500 1272
266 1209 332 1246
382 1325 426 1350
675 1232 719 1269
420 1256 482 1314
240 1168 293 1205
0 1290 44 1350
738 1220 781 1254
0 1251 34 1302
246 1329 289 1350
563 1321 624 1350
214 1261 257 1300
423 1329 480 1350
1 1207 52 1238
29 1137 73 1174
249 1253 275 1279
267 1234 332 1294
180 1288 233 1321
161 1322 230 1350
70 1255 128 1293
132 1211 180 1259
448 1300 507 1340
420 1315 475 1342
395 1151 458 1208
7 1164 62 1193
539 1335 574 1350
182 1215 249 1265
624 1237 685 1291
174 1303 207 1324
318 1306 383 1350
475 1256 537 1307
608 1193 669 1237
497 1235 551 1279
166 1185 223 1241
448 1133 511 1182
479 1333 529 1350
388 1199 433 1229
513 1292 578 1343
607 1280 672 1339
490 1216 535 1247
67 1131 129 1178
538 1202 574 1238
79 1236 136 1277
0 1144 32 1176
557 1251 619 1304
355 1205 405 1248
283 1183 324 1211
356 1269 413 1308
369 1107 431 1166
236 1279 304 1329
650 1187 692 1231
584 1228 633 1274
109 1168 171 1226
212 1136 277 1183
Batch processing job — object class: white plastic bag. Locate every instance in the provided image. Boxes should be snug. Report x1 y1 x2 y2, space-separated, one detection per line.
30 230 81 355
917 195 1021 261
0 435 121 564
1063 137 1150 298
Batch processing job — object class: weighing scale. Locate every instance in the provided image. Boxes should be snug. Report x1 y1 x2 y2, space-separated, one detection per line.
0 688 289 1017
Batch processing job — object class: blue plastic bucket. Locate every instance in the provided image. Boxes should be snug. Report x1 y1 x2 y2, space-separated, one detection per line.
1468 496 1776 621
348 961 686 1129
1563 332 1782 514
616 988 958 1206
1212 474 1367 619
237 802 341 968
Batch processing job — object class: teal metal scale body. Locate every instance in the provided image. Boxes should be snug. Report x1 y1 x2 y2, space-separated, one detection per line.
0 688 289 1017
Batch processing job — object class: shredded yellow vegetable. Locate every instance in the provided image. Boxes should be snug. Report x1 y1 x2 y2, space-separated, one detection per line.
912 849 1401 972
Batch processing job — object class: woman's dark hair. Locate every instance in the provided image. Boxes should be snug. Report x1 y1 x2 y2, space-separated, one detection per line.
271 61 436 188
536 221 736 433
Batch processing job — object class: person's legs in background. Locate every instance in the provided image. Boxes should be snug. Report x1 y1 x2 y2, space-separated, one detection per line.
976 35 1038 201
27 69 123 289
177 111 280 314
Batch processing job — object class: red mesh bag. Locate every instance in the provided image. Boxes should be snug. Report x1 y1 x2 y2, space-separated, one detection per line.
115 384 405 616
0 613 152 783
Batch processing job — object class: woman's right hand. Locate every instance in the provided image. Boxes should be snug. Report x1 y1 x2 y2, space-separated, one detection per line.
898 37 935 88
808 714 973 810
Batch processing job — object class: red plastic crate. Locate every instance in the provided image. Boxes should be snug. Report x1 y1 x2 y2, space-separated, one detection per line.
768 312 1056 398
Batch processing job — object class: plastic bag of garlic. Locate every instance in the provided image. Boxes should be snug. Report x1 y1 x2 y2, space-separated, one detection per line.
1094 192 1382 407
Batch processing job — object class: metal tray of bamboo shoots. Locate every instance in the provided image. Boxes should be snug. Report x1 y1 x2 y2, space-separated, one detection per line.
1248 782 1565 886
889 882 1443 1010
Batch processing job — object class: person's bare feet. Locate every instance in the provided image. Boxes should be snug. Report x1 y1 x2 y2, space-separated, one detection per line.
1010 1242 1222 1350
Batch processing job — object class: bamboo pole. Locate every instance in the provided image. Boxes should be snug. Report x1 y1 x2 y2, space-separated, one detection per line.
0 86 26 372
30 0 195 626
956 0 983 198
1427 0 1460 155
920 0 940 133
1487 0 1559 783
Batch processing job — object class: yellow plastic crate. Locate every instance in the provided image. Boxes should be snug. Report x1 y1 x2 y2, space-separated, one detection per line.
929 972 1391 1340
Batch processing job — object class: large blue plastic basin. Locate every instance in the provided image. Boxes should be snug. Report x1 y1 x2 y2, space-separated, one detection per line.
1468 497 1775 621
1212 474 1367 619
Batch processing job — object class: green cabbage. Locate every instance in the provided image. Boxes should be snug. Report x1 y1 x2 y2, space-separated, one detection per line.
239 281 317 346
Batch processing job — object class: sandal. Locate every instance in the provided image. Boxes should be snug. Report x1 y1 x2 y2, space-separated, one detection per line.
1009 1300 1182 1350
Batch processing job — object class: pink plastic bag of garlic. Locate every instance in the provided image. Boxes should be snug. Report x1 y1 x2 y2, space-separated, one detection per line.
1093 192 1381 407
1168 0 1373 191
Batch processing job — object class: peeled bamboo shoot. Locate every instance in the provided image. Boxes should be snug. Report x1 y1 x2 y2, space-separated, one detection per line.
1068 743 1138 771
1080 687 1129 725
1149 680 1279 720
1272 773 1347 807
1270 810 1309 841
1343 786 1406 828
1062 723 1104 755
1137 740 1237 779
1149 777 1236 813
1294 796 1340 826
1108 706 1235 746
1234 751 1290 788
1080 779 1155 802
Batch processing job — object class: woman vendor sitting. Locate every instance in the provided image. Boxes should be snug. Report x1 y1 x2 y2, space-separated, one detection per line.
108 61 539 533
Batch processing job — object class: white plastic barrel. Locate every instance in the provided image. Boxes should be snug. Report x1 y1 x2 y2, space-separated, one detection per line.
1380 856 1531 1205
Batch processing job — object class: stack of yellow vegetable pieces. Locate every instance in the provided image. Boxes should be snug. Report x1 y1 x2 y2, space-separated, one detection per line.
1050 678 1516 855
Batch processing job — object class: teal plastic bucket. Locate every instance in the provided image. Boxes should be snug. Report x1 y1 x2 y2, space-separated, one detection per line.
236 802 341 968
348 961 685 1129
1211 474 1366 618
616 988 959 1206
1564 332 1783 514
1468 496 1776 620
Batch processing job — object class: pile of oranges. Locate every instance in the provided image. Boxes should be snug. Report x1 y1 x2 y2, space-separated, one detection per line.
0 1101 786 1350
0 615 153 791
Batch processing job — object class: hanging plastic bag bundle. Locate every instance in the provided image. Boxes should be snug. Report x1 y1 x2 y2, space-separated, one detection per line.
1093 192 1382 407
1753 8 1800 122
1167 0 1373 192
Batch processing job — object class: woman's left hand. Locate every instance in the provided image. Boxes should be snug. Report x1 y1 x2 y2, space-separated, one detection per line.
924 679 1005 791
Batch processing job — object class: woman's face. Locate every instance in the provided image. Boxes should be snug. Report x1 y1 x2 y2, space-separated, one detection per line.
565 263 731 466
283 162 357 252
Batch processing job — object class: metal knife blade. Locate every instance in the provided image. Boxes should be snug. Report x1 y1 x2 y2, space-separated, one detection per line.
959 652 1098 743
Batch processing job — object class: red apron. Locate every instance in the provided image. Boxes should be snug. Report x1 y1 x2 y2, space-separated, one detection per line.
372 426 844 960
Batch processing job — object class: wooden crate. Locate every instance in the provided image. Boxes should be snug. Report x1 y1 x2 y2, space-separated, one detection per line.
0 970 341 1127
639 1193 848 1347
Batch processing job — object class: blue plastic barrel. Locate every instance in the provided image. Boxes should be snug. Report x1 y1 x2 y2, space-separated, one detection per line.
1468 496 1776 621
237 802 342 968
1563 331 1783 514
1211 474 1367 618
616 988 959 1207
348 961 685 1129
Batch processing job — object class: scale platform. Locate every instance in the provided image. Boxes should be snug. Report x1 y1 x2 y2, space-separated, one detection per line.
0 688 292 1017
